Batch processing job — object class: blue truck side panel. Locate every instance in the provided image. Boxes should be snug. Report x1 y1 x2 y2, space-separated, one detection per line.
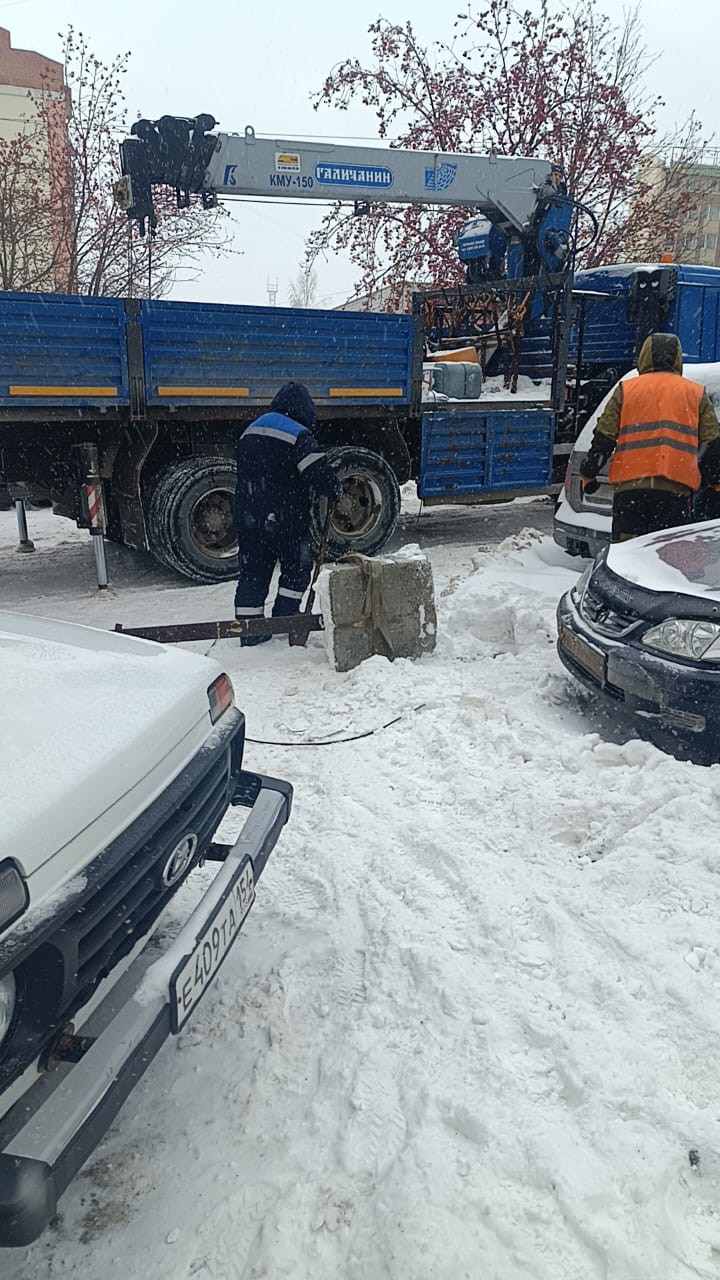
520 263 720 378
0 292 129 407
419 409 555 499
570 265 642 368
673 268 720 361
139 300 416 409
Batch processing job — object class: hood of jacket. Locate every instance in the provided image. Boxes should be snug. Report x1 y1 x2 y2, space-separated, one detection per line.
636 333 683 375
268 381 317 429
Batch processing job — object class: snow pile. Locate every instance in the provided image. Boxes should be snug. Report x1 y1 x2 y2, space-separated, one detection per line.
4 516 720 1279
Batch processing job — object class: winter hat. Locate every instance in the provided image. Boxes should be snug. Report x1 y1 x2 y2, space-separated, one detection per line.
269 382 317 429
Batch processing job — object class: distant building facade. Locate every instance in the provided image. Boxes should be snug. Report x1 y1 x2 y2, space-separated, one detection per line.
336 282 429 313
0 27 71 289
629 151 720 269
674 153 720 268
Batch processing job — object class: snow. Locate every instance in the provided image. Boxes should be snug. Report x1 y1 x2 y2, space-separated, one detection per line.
481 373 551 402
422 374 550 405
0 610 224 870
421 346 549 409
608 518 720 601
4 504 720 1278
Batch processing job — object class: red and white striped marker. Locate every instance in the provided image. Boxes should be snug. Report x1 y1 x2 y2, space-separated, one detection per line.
85 481 106 532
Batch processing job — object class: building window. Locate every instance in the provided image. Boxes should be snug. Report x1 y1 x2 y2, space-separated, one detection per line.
704 233 717 250
682 233 696 249
704 205 720 222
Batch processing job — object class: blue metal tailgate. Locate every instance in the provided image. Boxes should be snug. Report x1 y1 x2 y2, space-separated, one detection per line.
0 292 129 407
140 300 415 408
419 408 555 499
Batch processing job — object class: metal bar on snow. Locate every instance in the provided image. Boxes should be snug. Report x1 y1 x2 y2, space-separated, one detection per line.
114 615 324 644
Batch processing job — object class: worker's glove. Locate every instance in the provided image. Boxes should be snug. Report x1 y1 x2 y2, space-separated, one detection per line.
579 436 613 497
580 432 615 486
579 458 600 495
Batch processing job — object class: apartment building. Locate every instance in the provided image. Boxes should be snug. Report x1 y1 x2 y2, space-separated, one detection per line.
675 154 720 267
0 27 70 289
631 150 720 268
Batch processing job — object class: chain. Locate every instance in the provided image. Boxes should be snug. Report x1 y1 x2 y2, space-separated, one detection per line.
503 291 531 394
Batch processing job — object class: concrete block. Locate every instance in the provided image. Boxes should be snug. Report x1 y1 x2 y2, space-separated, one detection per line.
317 545 437 673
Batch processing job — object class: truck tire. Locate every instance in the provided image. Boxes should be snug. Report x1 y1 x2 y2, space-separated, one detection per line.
312 446 401 560
147 457 238 583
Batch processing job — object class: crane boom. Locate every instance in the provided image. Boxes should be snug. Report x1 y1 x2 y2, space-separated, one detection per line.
117 114 579 276
207 130 549 224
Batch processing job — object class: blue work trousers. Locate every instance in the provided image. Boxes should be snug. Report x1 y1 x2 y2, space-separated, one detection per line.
234 527 314 619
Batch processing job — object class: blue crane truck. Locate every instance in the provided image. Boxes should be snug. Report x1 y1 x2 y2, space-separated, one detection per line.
2 259 720 583
0 279 566 583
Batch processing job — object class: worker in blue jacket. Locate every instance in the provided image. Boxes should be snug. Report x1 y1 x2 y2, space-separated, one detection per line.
233 383 342 646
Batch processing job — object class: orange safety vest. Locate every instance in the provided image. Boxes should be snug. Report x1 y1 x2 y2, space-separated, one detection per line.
609 372 703 490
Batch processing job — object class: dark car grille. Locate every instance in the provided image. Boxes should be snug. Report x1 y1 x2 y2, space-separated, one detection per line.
69 752 229 993
580 584 639 638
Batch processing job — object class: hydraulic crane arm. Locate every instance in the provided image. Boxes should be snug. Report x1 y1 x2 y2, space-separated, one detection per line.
118 114 561 240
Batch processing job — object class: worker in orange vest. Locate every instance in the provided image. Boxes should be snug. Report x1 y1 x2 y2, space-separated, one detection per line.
579 333 720 542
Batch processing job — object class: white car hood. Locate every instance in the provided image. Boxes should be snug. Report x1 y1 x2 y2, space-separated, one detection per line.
0 612 225 879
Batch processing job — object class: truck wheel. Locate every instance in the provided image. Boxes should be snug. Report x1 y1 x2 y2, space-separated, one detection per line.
313 446 401 560
147 457 238 583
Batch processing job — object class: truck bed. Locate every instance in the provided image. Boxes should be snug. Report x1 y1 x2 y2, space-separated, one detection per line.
0 291 417 417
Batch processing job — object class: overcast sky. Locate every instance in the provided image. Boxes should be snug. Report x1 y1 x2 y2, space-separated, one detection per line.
2 0 717 307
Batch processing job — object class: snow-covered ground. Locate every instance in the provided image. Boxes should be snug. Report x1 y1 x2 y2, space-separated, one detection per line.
4 505 720 1279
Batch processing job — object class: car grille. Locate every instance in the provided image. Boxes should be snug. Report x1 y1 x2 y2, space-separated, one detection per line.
65 751 230 995
579 584 639 637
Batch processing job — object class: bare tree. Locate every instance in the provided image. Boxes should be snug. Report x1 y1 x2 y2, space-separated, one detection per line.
620 117 707 263
0 29 232 297
288 263 318 308
0 122 59 291
310 3 705 303
67 29 233 297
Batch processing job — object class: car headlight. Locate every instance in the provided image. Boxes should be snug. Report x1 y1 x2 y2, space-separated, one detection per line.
641 618 720 662
0 973 16 1048
207 673 235 724
0 860 28 932
571 564 594 605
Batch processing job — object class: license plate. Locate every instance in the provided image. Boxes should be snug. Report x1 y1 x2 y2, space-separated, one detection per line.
170 857 255 1032
560 624 606 683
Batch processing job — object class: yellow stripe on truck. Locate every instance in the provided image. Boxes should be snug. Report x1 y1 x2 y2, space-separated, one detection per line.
156 386 250 398
9 386 118 397
329 387 403 397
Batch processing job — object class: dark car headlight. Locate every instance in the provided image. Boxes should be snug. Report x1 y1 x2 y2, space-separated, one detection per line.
641 619 720 662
